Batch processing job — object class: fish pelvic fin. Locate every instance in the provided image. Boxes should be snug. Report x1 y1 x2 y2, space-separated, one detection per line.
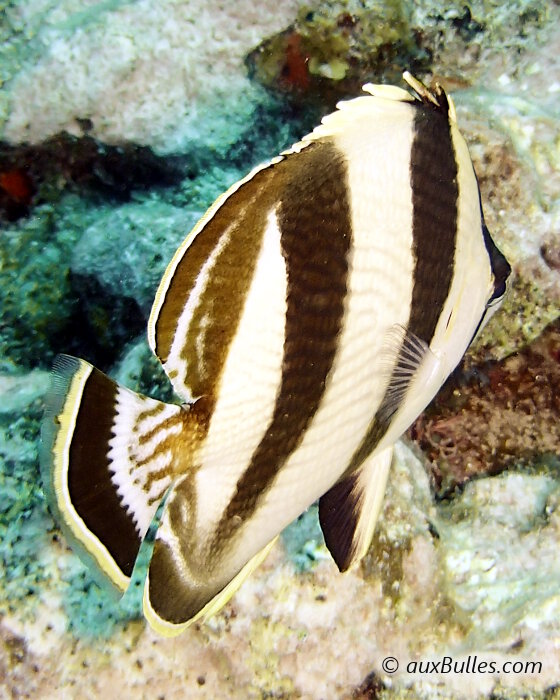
41 354 207 593
319 446 393 572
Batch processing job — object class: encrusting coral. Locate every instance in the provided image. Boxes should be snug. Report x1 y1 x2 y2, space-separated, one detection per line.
246 0 428 100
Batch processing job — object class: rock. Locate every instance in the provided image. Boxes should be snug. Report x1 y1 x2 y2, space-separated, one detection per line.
2 0 306 154
72 200 198 316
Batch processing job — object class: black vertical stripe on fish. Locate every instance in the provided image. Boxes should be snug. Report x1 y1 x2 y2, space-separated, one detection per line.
477 187 511 301
67 365 142 577
344 102 459 473
147 140 354 626
482 223 511 301
468 223 511 346
215 140 352 545
406 102 458 342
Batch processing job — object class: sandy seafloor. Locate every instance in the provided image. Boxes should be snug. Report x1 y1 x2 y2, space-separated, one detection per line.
1 1 560 698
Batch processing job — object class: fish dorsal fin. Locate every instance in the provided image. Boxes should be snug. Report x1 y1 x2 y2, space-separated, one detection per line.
290 75 418 150
403 71 458 123
362 82 415 102
298 71 457 152
319 446 393 572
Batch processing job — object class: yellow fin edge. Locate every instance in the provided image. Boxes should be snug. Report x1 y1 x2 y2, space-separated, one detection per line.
143 536 279 637
46 357 130 593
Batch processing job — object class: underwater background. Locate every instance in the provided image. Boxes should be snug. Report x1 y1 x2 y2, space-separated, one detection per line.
0 0 559 697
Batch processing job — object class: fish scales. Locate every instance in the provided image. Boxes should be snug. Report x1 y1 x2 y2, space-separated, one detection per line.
41 73 511 635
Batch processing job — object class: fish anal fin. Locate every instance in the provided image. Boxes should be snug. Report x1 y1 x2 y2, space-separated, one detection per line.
319 446 393 572
143 484 278 636
41 355 202 594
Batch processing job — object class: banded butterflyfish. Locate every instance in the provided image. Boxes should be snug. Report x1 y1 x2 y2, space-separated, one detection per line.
41 73 510 635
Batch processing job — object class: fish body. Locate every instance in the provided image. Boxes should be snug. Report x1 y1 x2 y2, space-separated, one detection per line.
41 73 510 635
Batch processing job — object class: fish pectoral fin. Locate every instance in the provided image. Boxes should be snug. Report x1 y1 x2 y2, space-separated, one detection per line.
41 354 203 594
377 325 438 425
319 445 393 572
143 480 278 636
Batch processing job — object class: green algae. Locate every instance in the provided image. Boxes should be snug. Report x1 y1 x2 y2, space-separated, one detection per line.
72 199 197 315
0 375 51 618
0 194 105 369
114 338 179 405
0 206 75 368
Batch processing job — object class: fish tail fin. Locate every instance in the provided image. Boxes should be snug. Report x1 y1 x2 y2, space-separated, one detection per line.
41 354 196 593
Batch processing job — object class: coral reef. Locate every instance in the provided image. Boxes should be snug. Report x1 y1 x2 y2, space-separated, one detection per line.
113 338 179 405
246 1 429 102
247 0 554 101
2 442 560 698
72 200 197 315
0 371 52 619
0 201 80 369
